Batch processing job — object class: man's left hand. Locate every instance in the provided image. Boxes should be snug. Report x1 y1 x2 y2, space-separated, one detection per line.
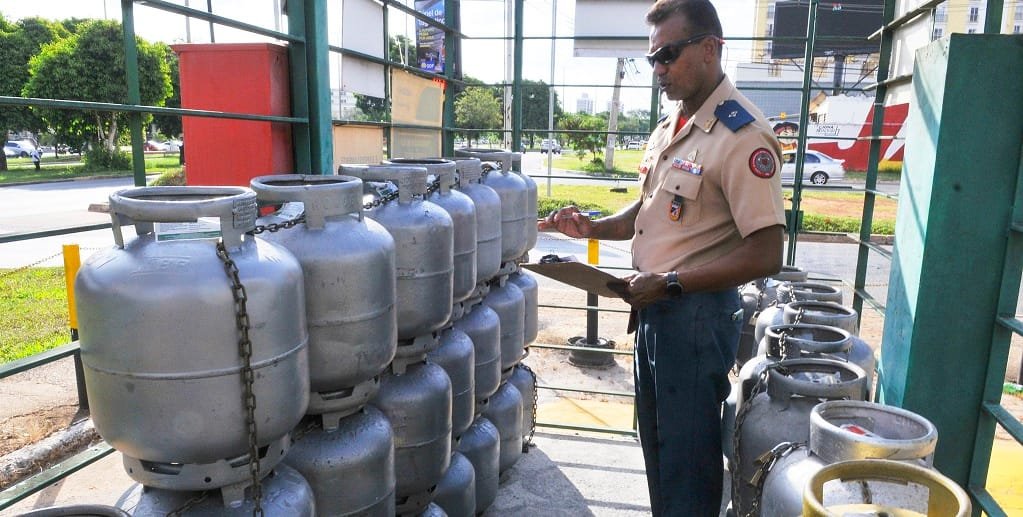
620 272 669 308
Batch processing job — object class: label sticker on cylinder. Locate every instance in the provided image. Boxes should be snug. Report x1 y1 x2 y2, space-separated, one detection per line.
155 218 222 241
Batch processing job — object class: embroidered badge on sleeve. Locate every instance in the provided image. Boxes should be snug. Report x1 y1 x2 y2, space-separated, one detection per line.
749 148 776 178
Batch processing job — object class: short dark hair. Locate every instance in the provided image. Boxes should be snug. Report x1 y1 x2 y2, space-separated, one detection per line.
646 0 723 39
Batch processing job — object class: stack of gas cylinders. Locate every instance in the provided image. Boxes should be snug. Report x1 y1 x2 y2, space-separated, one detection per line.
724 267 971 517
73 152 540 516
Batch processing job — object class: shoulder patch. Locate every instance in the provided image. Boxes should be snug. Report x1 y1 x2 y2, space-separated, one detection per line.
749 148 776 178
714 100 755 133
657 113 669 124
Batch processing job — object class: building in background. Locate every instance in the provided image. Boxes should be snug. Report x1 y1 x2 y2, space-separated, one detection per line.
576 93 594 115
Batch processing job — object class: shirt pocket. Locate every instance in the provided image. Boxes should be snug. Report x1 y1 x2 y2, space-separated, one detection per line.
659 170 702 223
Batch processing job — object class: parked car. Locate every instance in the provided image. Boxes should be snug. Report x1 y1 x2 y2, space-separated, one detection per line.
626 140 646 150
4 140 36 158
540 139 561 154
144 140 170 152
780 150 846 185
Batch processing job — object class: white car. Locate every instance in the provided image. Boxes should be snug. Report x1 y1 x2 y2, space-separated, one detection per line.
780 150 845 185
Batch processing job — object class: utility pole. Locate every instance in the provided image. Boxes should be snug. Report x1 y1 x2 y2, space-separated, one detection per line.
604 57 625 173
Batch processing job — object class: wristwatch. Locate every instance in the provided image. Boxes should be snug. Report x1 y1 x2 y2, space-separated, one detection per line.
665 271 684 296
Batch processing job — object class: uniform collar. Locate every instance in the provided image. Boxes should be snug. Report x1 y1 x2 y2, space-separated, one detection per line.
663 75 737 141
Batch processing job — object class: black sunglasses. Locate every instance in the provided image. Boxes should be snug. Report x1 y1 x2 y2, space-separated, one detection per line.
645 33 715 67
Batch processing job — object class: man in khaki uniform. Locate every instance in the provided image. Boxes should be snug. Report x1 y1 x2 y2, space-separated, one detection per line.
539 1 785 514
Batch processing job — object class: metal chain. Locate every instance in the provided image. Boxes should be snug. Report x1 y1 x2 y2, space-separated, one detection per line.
0 251 62 279
792 305 805 325
362 178 440 210
747 441 806 517
249 213 306 235
215 241 263 517
732 363 788 517
166 491 210 517
537 232 634 257
520 363 538 451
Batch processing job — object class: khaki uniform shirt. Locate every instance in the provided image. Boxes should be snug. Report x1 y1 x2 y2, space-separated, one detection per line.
632 77 785 274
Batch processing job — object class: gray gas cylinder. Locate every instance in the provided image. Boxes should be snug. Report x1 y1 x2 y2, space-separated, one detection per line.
483 276 525 380
760 400 938 517
453 292 502 410
772 264 808 282
76 186 308 496
755 299 860 346
777 281 843 304
455 416 500 514
481 381 523 473
802 459 971 517
508 150 537 252
732 358 868 517
507 268 538 347
283 407 395 517
429 323 476 439
125 463 315 516
507 363 537 447
340 164 454 349
448 157 502 284
251 174 397 421
737 278 783 367
455 149 528 263
388 158 477 304
371 361 453 516
736 324 856 413
17 506 129 517
755 323 875 396
432 451 476 517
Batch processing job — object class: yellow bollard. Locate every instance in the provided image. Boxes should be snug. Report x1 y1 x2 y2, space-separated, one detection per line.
587 238 599 265
63 244 81 335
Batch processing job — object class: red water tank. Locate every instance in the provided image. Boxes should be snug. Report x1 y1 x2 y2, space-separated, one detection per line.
172 43 293 186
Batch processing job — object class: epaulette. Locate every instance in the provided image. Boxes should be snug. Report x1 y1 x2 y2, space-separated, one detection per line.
714 100 755 133
657 113 669 124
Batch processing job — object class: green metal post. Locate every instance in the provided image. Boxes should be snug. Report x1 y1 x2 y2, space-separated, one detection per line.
287 0 312 173
121 0 147 187
878 34 1023 487
303 0 333 174
511 0 524 155
852 0 896 322
785 0 818 265
984 0 1004 34
442 0 458 156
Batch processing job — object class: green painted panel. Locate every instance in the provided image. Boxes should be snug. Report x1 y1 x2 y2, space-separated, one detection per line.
880 34 1023 485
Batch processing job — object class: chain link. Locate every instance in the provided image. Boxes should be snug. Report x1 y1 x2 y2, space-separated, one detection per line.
249 213 306 235
361 178 440 210
731 362 788 517
0 251 63 279
520 363 538 451
166 491 210 516
747 441 805 516
215 241 263 517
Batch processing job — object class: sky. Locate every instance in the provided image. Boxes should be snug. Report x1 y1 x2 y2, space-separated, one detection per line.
0 0 756 114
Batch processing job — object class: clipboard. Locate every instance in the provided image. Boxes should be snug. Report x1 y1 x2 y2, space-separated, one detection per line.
521 257 629 299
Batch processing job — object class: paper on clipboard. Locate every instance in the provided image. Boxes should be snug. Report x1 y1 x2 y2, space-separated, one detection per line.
521 256 629 298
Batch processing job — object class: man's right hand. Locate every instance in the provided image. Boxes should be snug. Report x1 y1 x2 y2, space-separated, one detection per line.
537 205 595 239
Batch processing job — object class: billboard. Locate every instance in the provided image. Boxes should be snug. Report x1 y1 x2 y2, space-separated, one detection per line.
772 1 884 59
415 0 445 73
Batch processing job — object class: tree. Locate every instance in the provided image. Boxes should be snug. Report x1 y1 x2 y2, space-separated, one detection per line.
389 34 417 67
24 20 172 151
454 86 501 146
0 17 69 170
151 43 181 138
519 79 563 147
559 113 606 161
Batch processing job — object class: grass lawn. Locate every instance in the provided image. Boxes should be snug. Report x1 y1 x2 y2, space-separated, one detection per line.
0 267 70 364
0 153 181 185
547 149 644 177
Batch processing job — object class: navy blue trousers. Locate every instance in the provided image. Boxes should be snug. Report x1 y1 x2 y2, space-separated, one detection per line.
634 289 740 517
